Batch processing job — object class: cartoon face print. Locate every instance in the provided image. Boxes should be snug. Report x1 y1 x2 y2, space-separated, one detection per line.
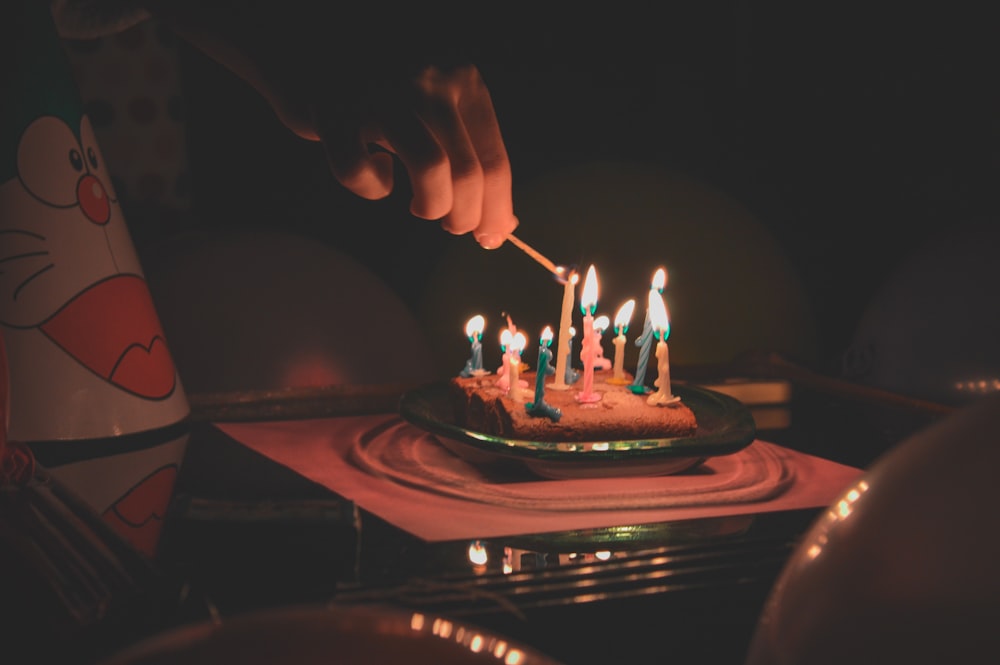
0 114 176 399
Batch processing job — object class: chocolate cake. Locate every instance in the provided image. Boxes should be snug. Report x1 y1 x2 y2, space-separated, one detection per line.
449 371 698 442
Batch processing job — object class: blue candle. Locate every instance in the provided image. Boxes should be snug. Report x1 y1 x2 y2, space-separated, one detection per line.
564 327 580 385
538 326 556 376
527 327 561 421
630 268 666 394
459 314 487 377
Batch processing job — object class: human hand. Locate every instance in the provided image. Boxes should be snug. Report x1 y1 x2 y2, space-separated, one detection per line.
142 0 518 249
306 63 518 249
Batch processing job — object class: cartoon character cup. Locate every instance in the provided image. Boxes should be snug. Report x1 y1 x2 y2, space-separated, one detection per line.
1 0 190 557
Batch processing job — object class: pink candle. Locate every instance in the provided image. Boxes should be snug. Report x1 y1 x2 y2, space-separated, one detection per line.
575 265 602 404
508 331 527 401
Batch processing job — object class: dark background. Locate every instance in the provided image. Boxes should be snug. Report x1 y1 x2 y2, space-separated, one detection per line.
170 2 999 373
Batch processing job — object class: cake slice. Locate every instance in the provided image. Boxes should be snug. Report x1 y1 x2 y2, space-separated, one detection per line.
449 371 697 442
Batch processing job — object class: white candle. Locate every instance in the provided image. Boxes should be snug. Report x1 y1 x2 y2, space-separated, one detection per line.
551 269 579 391
609 299 635 384
646 289 680 406
575 265 602 404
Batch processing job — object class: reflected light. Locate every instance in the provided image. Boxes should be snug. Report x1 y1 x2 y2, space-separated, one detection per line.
807 479 870 560
594 550 612 561
505 649 525 665
468 540 488 566
410 612 426 631
954 377 1000 395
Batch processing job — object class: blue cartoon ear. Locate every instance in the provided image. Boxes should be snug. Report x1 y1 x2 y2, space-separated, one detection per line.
1 0 85 185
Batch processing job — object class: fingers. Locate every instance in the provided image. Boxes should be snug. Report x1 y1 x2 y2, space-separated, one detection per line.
309 103 394 201
312 64 518 249
456 72 518 248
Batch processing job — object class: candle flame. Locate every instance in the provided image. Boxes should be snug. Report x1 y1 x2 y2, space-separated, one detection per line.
580 265 599 315
568 326 576 338
512 331 527 352
541 326 554 343
500 328 513 349
593 315 610 332
652 267 667 292
648 289 670 340
614 299 636 332
465 314 485 338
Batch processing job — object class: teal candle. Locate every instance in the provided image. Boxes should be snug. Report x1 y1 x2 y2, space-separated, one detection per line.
527 327 561 421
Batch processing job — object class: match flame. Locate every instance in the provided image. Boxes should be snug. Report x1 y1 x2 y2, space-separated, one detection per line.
580 265 599 315
648 289 670 340
614 299 636 333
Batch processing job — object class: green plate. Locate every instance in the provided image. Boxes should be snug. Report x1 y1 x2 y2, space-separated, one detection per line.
398 382 757 478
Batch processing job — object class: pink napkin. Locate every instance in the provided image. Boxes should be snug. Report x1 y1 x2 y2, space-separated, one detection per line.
217 415 862 542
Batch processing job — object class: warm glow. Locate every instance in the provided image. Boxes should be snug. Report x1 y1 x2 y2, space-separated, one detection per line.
500 328 513 349
468 541 488 566
614 299 636 333
580 265 599 315
410 613 426 631
541 326 554 344
652 267 667 291
505 649 525 665
648 289 670 339
470 634 485 653
512 331 527 353
465 314 485 338
556 265 580 286
593 315 610 333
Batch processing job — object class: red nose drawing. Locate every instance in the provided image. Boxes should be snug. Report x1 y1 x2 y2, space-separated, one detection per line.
77 174 110 224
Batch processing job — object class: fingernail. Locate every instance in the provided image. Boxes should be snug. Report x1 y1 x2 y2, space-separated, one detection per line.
476 233 504 250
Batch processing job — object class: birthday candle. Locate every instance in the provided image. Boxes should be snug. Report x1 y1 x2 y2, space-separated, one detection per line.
593 315 612 371
564 326 579 385
551 269 579 391
575 265 602 404
610 299 636 384
508 331 527 401
527 326 561 421
646 288 680 406
631 268 667 394
538 326 556 377
459 314 486 377
496 328 513 392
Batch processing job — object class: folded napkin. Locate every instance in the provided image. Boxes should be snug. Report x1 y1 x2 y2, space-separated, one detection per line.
217 415 862 542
